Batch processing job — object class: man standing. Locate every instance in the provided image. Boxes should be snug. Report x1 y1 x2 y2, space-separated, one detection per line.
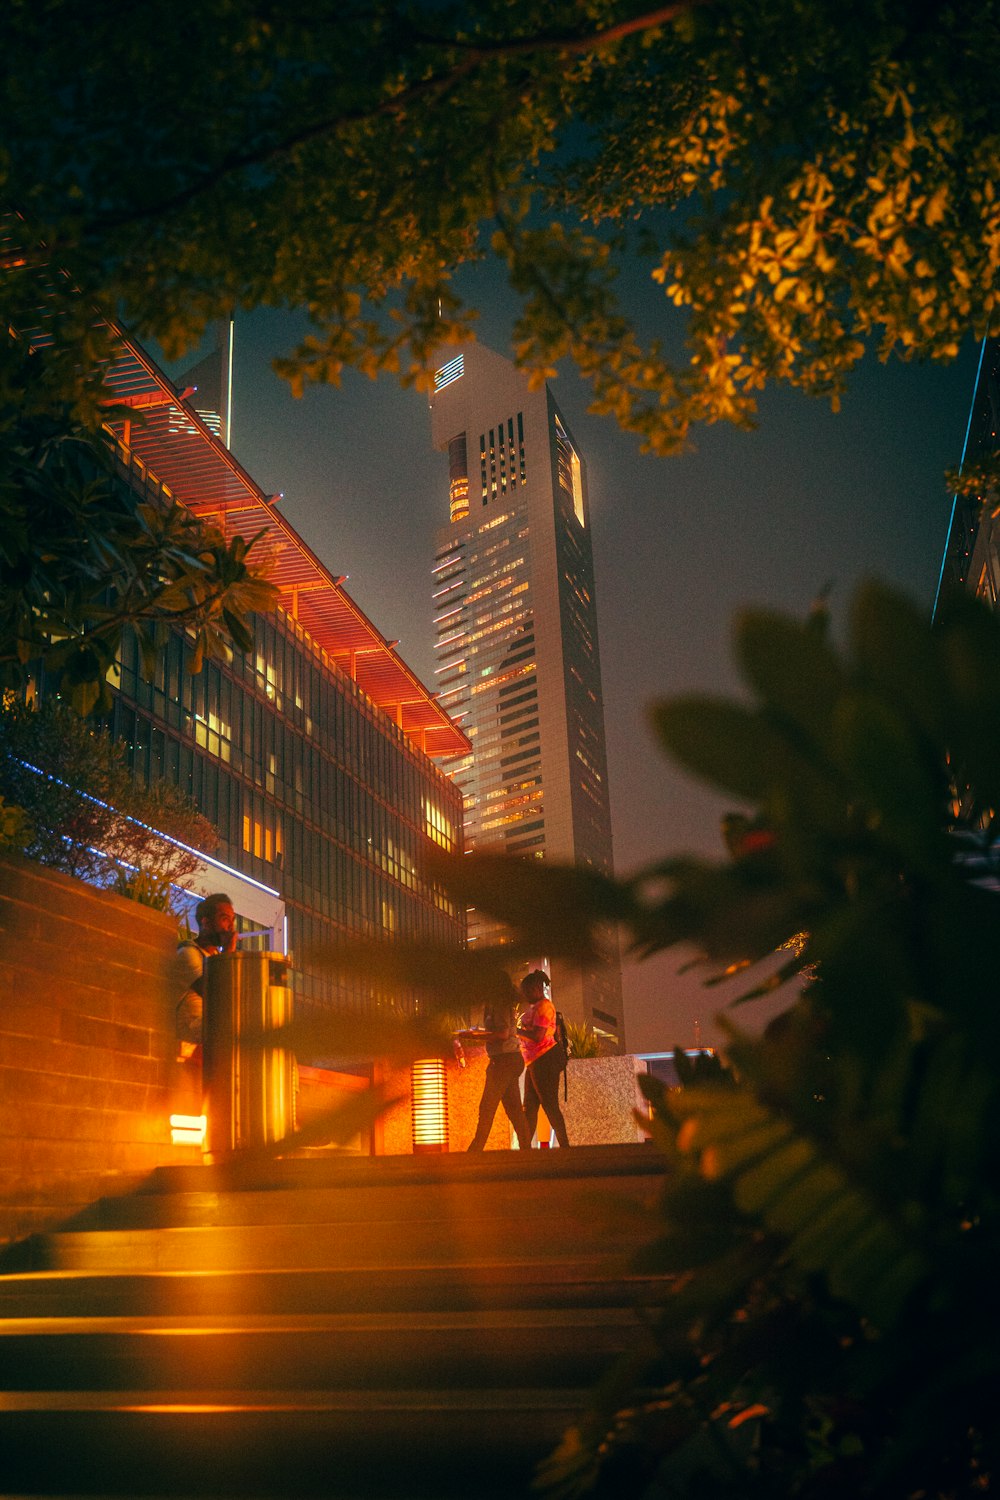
173 892 237 1059
466 975 533 1151
519 969 570 1148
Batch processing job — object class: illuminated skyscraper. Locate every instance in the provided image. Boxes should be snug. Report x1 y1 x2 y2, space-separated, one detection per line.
174 319 235 446
430 342 624 1047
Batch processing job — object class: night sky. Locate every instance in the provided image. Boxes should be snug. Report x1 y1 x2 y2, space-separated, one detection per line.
169 262 982 1052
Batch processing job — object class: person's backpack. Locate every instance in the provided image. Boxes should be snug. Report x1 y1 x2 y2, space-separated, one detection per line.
554 1010 569 1099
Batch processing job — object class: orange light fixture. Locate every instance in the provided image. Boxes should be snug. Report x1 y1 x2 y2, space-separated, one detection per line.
411 1059 448 1153
170 1113 206 1147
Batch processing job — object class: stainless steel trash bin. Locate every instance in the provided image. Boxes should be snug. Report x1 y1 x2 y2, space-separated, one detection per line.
203 951 295 1157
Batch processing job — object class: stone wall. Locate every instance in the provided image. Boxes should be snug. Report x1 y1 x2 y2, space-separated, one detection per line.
0 852 199 1247
563 1055 650 1145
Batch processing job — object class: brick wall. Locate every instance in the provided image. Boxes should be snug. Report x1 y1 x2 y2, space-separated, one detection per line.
0 852 199 1247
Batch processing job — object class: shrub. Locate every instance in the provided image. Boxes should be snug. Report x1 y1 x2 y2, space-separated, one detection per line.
0 696 218 895
564 1019 601 1058
107 868 177 913
0 793 32 853
531 581 1000 1499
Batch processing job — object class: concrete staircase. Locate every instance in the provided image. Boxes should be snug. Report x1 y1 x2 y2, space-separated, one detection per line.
0 1144 669 1498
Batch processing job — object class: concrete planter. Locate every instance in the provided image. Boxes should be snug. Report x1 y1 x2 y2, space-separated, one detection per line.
562 1054 650 1146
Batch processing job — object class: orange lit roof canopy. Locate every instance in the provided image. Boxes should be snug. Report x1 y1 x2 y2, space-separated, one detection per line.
101 334 469 759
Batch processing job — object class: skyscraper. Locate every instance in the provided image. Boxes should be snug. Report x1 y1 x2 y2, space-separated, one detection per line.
174 320 235 447
429 342 624 1047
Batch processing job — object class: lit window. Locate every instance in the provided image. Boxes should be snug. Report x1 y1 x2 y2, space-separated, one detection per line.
424 799 455 851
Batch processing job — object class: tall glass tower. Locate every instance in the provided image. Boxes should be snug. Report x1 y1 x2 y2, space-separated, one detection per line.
430 342 624 1047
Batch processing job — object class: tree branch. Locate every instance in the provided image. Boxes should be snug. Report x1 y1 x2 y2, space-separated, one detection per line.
79 2 698 242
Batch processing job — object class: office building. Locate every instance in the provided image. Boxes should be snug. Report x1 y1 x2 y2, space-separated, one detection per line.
937 338 1000 614
429 342 624 1046
101 330 468 1017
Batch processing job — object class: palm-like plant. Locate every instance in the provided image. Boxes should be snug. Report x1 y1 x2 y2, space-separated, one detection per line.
525 582 1000 1498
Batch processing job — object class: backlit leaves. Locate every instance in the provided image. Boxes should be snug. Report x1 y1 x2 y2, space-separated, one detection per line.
2 1 998 451
669 1084 927 1328
0 348 278 712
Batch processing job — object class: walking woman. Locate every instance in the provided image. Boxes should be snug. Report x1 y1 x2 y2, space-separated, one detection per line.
466 973 532 1151
518 970 570 1148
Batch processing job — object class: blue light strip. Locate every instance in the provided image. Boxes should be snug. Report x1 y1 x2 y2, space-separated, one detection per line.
932 337 989 621
16 756 279 897
635 1049 716 1061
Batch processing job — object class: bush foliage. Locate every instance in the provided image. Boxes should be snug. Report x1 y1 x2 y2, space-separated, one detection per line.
0 345 277 715
0 696 219 897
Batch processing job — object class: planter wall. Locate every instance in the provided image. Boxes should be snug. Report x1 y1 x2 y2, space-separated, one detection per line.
563 1055 650 1145
376 1051 503 1156
377 1049 650 1153
0 852 199 1247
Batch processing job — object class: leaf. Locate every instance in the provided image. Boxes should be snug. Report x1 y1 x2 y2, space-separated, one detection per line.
673 1081 928 1328
849 582 947 746
650 696 809 802
265 1004 454 1064
423 848 634 960
222 607 254 652
213 1083 404 1173
701 1118 793 1179
735 608 845 744
830 690 944 864
732 1136 815 1214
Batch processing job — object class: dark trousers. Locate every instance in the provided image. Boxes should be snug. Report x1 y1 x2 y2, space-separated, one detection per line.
468 1050 532 1151
523 1045 570 1147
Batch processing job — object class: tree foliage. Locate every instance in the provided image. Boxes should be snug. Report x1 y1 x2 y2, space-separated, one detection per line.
0 696 219 894
0 793 32 855
0 0 996 451
0 339 278 714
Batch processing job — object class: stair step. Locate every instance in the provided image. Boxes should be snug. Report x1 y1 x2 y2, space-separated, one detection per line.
0 1307 656 1391
0 1262 669 1319
79 1173 659 1232
0 1388 589 1497
0 1146 671 1496
30 1215 648 1273
141 1141 664 1195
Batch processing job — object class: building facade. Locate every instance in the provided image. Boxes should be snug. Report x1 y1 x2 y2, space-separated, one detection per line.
101 333 467 1019
429 343 624 1046
937 338 1000 615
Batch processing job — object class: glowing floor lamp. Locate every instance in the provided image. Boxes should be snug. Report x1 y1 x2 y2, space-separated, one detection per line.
411 1058 449 1153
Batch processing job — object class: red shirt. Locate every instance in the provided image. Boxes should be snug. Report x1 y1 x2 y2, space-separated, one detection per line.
519 997 556 1067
